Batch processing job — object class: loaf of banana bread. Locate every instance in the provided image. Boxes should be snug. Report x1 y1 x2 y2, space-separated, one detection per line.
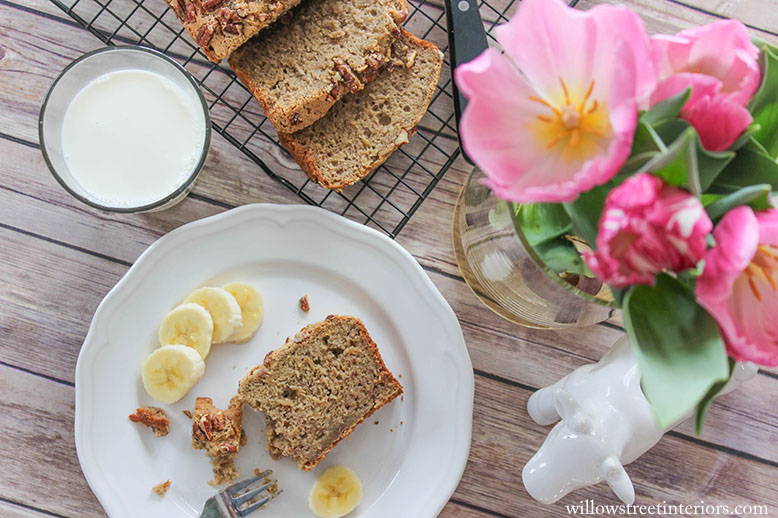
277 30 442 189
165 0 304 62
228 0 408 133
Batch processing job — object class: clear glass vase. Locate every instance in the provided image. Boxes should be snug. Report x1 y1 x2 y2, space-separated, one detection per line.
452 167 617 329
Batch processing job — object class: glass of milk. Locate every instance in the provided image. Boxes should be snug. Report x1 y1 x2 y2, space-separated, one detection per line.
39 46 211 213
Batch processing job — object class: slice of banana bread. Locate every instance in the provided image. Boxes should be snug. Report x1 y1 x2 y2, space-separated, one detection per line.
238 315 402 471
228 0 408 133
192 396 246 485
278 30 442 190
165 0 304 62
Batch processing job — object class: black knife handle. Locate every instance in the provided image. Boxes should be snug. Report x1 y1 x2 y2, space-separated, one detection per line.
445 0 488 164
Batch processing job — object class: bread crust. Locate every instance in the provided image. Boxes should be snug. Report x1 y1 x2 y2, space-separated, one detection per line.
277 30 442 190
238 315 403 471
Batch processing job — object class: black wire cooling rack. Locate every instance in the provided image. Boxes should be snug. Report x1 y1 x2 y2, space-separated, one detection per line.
49 0 578 237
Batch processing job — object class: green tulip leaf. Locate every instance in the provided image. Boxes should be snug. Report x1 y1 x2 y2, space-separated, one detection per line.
624 274 730 429
641 88 692 125
729 123 762 151
749 44 778 157
704 184 773 221
710 145 778 193
533 238 588 276
693 358 736 435
515 203 572 246
622 120 666 175
564 187 608 248
639 125 734 195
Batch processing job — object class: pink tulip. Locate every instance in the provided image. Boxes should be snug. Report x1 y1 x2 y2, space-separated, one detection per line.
454 0 655 203
696 207 778 366
585 173 712 288
650 20 760 151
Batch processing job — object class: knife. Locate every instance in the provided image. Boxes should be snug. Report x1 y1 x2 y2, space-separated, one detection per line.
445 0 489 164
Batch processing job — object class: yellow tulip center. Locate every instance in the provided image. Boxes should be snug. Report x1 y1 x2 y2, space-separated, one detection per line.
529 78 612 163
744 244 778 302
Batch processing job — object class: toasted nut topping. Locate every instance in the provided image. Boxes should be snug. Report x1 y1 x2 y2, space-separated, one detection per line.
196 23 215 47
218 441 238 453
326 84 340 102
199 414 214 440
332 57 361 94
184 3 197 22
223 23 241 34
202 0 225 11
299 295 310 311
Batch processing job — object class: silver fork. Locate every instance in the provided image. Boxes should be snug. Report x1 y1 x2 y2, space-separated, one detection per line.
200 470 282 517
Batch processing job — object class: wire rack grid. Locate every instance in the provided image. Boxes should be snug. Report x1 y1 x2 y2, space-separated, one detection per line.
49 0 578 237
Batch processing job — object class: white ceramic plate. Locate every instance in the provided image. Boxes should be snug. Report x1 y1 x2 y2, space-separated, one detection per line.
75 204 473 518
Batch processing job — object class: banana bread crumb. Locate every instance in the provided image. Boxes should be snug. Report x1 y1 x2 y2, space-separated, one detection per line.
129 407 170 437
192 396 244 485
152 480 171 496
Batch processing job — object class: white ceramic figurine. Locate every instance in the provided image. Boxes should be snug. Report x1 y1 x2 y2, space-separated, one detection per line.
522 336 757 505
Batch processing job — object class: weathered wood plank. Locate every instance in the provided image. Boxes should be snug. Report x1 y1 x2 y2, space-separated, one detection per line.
578 0 778 45
0 0 467 241
0 500 60 518
667 0 778 36
2 174 778 470
0 364 104 517
3 358 778 518
458 375 778 517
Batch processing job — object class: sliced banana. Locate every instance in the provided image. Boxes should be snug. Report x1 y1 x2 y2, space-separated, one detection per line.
141 345 206 404
184 287 242 344
308 466 362 518
158 303 214 359
223 282 264 343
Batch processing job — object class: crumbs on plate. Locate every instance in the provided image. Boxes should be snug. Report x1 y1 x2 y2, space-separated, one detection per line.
152 480 171 496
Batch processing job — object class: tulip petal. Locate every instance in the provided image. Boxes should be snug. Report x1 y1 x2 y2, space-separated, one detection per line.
454 49 553 189
683 94 753 151
697 206 759 302
497 0 654 104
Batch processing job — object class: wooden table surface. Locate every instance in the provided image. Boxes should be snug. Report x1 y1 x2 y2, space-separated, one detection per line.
2 0 778 516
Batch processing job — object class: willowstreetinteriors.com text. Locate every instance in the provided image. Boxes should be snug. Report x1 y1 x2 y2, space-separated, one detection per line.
565 499 769 516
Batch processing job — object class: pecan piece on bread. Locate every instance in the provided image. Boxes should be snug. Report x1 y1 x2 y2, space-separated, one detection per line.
326 84 340 102
184 2 198 22
202 0 226 12
332 57 361 94
196 22 216 47
223 23 241 34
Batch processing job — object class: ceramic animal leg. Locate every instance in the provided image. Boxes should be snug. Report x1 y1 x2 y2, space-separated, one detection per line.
527 386 561 425
601 456 635 505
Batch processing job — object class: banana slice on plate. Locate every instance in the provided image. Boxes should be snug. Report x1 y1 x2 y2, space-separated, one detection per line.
158 303 214 359
309 466 362 518
141 344 206 404
184 287 242 344
223 282 264 343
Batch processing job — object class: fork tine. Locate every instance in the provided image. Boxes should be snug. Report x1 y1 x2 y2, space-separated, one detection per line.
225 470 272 495
232 479 277 507
236 488 283 517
